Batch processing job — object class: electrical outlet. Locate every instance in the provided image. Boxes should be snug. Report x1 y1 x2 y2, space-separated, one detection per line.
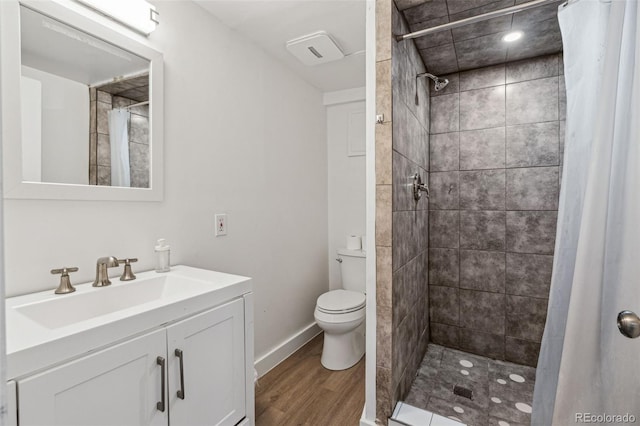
215 214 227 236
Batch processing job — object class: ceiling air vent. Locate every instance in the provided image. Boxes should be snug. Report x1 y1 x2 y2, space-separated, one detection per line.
286 31 344 66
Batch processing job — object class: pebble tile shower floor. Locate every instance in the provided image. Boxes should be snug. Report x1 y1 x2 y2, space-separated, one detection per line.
405 344 535 426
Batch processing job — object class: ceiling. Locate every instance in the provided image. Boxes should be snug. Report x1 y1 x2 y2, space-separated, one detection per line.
396 0 564 75
194 0 366 93
96 74 149 102
190 0 561 91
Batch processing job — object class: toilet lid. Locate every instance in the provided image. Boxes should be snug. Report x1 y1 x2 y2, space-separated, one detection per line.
317 290 365 313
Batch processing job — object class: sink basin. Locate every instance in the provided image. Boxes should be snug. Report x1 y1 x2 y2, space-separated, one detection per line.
15 274 211 329
6 265 252 380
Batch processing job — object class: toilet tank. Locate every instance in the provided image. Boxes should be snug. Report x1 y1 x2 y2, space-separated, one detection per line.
337 248 366 293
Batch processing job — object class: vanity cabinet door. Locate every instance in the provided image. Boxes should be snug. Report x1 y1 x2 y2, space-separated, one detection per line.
18 329 168 426
167 298 246 426
7 380 17 426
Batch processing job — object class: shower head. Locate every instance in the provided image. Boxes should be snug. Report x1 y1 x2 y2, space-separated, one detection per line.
416 72 449 92
434 77 449 91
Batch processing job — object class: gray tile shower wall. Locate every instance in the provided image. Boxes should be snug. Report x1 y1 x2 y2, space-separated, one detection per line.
390 0 431 413
375 0 396 421
427 54 565 367
375 1 431 421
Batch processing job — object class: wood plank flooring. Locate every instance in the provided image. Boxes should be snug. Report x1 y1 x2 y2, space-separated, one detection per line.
255 333 365 426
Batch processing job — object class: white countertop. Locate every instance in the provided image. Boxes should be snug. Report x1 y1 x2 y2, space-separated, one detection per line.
6 265 251 379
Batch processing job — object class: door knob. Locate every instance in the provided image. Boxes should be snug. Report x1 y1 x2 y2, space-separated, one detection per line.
617 310 640 338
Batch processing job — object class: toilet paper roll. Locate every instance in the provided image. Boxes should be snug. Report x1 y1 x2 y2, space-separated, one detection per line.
346 235 362 250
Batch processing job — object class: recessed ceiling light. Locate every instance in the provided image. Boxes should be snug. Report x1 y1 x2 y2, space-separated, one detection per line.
503 31 523 42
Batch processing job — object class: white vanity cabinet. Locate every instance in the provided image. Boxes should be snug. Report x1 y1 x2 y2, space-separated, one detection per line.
15 298 250 426
167 298 246 426
6 266 254 426
7 381 17 426
18 329 168 426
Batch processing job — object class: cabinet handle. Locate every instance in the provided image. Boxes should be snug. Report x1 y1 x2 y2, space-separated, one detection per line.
156 356 166 412
175 348 185 400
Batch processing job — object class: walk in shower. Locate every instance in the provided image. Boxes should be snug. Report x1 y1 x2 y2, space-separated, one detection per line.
375 0 565 424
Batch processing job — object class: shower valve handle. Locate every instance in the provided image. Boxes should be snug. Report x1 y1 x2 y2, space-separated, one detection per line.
413 173 429 201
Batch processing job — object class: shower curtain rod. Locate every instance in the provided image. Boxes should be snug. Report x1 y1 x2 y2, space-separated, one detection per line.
126 100 149 109
396 0 560 42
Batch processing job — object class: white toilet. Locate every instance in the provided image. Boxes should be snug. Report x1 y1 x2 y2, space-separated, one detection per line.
314 248 366 370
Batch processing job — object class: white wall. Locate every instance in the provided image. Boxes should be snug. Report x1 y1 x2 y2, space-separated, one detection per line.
327 98 366 290
19 75 41 182
3 0 328 364
21 66 89 185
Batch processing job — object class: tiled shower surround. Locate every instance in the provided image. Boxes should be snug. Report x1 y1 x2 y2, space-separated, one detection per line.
376 2 564 421
375 0 430 421
428 54 564 367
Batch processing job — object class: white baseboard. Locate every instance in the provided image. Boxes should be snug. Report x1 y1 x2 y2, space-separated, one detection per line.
360 417 378 426
360 405 378 426
254 322 321 377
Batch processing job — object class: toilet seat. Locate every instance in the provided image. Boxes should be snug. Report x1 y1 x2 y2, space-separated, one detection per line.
316 289 365 314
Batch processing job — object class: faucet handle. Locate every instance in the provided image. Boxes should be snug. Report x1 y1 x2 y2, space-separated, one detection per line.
118 258 138 281
51 267 78 294
51 267 79 274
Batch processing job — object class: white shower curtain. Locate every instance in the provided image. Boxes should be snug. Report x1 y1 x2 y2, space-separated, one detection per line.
108 109 131 187
532 0 640 424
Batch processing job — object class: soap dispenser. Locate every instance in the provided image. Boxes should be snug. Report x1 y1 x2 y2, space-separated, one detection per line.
154 239 170 273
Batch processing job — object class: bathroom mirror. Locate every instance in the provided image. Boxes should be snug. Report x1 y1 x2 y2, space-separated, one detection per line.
0 0 164 201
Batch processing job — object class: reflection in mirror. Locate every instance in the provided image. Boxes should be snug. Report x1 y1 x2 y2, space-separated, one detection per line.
19 5 151 188
90 74 149 187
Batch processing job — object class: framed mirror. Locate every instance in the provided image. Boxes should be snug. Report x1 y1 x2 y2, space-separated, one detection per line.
0 0 163 201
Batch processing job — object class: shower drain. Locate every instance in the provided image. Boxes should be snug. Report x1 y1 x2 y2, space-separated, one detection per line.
453 385 473 400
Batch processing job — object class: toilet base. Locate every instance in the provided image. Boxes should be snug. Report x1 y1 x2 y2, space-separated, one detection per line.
320 321 365 371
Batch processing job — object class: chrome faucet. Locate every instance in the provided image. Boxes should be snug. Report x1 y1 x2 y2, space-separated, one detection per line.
92 256 119 287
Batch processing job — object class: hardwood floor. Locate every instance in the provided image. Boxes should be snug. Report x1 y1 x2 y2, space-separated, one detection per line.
255 333 365 426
